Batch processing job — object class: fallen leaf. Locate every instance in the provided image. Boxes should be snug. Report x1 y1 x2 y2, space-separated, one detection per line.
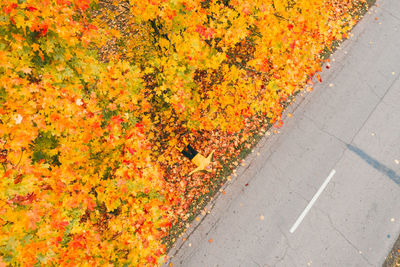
208 239 213 243
316 74 322 83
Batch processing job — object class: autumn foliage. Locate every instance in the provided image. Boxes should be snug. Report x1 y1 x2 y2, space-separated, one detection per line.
0 0 367 265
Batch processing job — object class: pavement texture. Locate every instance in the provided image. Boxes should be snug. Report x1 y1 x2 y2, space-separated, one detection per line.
166 0 400 266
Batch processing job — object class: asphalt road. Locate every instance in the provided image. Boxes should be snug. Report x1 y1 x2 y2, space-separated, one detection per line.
167 0 400 266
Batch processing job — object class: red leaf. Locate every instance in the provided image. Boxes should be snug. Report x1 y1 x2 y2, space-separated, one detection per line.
40 24 49 36
26 6 38 11
290 41 296 50
128 147 136 155
316 74 322 83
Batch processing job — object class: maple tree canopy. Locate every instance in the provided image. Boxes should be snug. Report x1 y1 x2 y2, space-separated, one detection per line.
0 0 367 265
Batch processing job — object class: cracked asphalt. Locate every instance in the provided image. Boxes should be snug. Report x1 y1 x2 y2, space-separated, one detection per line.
166 0 400 266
